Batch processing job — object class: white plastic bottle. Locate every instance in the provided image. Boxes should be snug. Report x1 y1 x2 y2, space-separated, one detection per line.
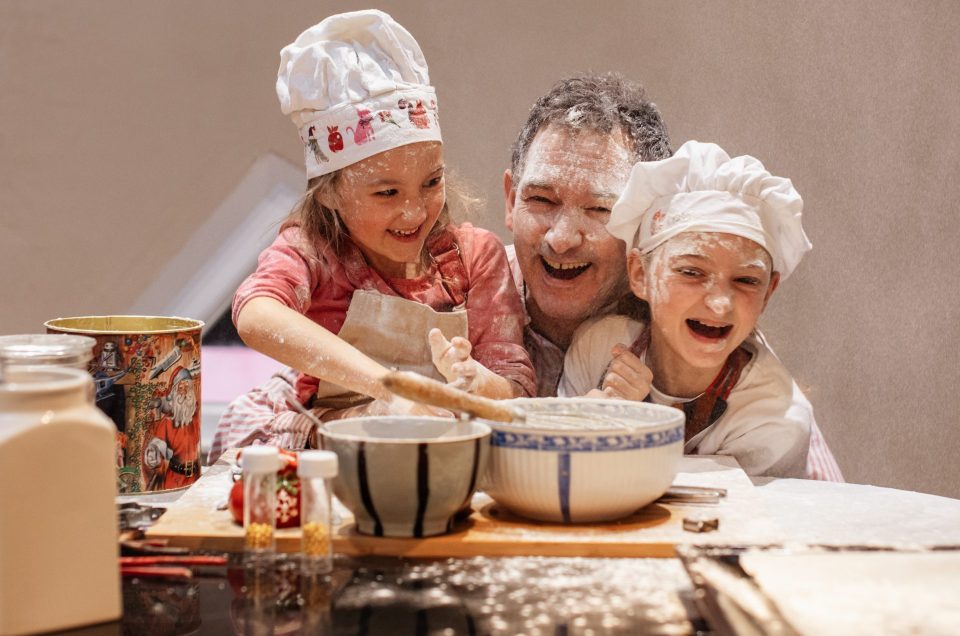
0 366 121 635
242 445 281 567
298 450 338 574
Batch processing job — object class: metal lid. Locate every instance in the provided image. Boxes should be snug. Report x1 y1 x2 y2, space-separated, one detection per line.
298 450 338 478
0 365 92 392
0 334 96 369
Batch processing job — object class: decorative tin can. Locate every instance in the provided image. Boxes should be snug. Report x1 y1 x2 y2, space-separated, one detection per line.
45 316 204 494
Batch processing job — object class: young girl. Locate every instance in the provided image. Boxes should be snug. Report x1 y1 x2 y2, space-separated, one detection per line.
210 10 534 460
560 140 841 479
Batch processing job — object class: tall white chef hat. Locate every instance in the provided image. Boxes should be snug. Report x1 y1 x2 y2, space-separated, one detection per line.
607 140 812 279
276 9 442 179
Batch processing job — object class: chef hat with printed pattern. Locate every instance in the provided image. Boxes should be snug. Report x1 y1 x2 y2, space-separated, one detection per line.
606 140 812 279
276 10 442 179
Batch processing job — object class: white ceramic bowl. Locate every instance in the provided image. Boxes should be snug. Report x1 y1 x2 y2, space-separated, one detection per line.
481 398 684 523
319 416 490 537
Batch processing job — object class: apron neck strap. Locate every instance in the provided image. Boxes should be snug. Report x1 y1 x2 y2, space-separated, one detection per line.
339 228 468 307
426 228 468 307
340 240 393 295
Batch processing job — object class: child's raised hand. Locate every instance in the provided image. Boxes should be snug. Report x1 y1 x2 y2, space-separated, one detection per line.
428 328 479 393
599 343 653 401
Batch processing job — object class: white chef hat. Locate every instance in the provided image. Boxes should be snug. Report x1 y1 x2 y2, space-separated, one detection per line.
276 10 442 179
607 140 812 279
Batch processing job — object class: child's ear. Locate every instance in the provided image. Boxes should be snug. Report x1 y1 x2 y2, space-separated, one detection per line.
626 248 649 301
762 271 781 312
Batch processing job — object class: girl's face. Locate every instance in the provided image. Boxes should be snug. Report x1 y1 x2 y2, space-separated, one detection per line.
628 232 780 373
325 141 445 277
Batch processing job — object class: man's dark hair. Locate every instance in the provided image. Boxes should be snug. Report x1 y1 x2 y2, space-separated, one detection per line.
510 73 672 179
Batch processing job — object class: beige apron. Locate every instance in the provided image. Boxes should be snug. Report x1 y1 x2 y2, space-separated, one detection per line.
311 289 468 409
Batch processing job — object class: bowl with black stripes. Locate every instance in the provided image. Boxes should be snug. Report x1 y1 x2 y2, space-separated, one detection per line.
481 398 685 523
319 416 490 537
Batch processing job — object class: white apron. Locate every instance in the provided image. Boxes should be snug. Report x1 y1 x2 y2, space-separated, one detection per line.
311 289 468 409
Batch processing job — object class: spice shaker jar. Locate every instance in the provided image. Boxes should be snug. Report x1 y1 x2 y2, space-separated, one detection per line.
242 446 281 566
298 450 338 574
0 366 120 634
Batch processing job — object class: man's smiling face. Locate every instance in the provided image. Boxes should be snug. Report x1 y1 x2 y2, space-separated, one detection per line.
504 124 634 346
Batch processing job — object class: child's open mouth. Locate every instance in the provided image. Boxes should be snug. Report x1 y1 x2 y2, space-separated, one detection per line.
686 319 733 340
541 256 590 281
388 225 422 242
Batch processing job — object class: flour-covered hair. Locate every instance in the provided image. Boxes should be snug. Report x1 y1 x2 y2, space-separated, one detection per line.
510 73 672 179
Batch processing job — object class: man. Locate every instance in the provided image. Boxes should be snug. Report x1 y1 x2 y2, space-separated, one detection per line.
503 73 670 398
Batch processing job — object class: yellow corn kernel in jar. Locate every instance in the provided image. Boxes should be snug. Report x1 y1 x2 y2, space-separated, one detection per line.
245 521 274 549
302 521 330 556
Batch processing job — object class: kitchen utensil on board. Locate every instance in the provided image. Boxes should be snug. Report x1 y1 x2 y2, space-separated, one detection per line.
382 371 637 429
119 502 168 532
660 485 727 505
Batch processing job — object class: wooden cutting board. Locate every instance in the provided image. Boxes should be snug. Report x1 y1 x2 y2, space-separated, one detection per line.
145 450 783 558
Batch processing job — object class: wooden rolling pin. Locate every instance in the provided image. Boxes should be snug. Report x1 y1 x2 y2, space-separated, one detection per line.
381 371 524 423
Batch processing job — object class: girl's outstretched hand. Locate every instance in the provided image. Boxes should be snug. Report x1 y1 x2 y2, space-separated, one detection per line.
595 343 653 402
428 328 479 393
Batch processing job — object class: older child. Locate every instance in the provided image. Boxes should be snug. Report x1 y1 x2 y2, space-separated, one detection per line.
210 10 534 460
560 140 824 478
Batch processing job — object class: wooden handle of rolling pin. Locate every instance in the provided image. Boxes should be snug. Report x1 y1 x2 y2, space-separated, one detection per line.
382 371 523 423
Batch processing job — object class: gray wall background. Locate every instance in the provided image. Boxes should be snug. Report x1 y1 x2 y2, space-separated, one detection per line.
2 1 958 497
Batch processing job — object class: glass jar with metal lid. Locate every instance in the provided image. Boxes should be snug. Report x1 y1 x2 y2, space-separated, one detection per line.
0 334 96 380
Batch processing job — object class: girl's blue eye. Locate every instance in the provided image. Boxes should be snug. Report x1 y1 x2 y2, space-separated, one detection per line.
375 189 398 197
678 268 701 277
425 176 443 188
737 277 761 286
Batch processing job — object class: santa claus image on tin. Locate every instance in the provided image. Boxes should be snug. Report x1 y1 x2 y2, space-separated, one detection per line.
142 365 201 491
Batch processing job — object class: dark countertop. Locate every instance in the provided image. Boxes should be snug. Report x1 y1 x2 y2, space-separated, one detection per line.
87 463 960 634
60 554 701 635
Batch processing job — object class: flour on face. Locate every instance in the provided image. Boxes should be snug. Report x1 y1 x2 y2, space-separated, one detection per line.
506 125 634 344
337 142 445 277
637 231 775 374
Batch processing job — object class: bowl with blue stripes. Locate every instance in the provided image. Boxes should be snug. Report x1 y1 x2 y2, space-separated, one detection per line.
481 398 684 523
319 416 490 537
